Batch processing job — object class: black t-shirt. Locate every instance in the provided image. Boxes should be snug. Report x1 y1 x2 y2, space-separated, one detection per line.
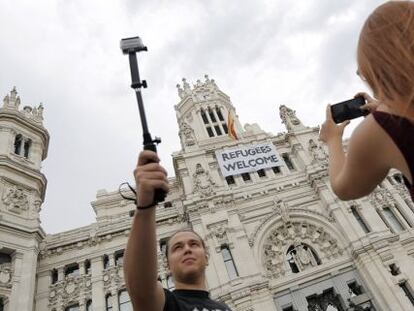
163 288 232 311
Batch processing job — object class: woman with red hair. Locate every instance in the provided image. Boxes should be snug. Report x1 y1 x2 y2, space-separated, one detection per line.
320 1 414 201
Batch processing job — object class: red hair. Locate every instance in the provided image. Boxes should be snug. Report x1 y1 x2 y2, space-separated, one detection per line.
357 1 414 110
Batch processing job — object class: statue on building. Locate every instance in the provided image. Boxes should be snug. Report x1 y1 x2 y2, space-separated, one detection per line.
179 121 196 146
2 87 21 110
287 239 319 272
279 105 302 132
192 163 216 197
308 139 328 165
176 84 185 99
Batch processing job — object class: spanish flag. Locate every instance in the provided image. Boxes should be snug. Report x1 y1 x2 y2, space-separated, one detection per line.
227 111 238 140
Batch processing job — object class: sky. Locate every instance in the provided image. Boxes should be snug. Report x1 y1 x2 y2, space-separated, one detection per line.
0 0 385 234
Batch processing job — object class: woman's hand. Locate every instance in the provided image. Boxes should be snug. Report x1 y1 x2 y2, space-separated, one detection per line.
319 105 350 144
355 92 380 113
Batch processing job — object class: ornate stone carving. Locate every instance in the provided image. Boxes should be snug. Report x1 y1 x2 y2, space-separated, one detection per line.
48 274 91 308
272 198 290 224
179 121 196 146
262 221 343 278
192 164 216 197
207 221 229 245
0 262 12 288
2 186 29 213
308 139 328 166
103 265 124 292
369 187 395 209
177 75 218 102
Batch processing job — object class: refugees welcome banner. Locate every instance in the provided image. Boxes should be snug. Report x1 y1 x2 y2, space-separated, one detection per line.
216 143 282 177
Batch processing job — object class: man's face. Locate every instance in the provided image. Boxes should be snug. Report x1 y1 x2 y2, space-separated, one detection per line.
167 231 208 284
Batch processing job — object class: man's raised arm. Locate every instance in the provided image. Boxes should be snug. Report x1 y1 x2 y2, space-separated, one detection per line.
123 151 169 311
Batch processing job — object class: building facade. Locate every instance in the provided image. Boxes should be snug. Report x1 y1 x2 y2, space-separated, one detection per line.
1 77 414 311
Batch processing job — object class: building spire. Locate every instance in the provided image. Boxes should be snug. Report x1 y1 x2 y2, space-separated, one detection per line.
279 105 306 132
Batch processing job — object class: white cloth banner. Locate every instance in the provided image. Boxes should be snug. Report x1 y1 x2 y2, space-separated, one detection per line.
215 143 282 177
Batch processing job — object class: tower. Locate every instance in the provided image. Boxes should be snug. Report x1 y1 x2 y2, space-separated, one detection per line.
0 87 49 310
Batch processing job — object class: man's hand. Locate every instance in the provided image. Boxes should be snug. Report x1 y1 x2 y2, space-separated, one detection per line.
319 105 350 144
134 151 169 207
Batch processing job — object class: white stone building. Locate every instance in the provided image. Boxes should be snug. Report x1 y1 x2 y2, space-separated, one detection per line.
1 77 414 311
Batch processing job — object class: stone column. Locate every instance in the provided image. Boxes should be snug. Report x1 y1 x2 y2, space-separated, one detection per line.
8 249 38 311
91 256 105 311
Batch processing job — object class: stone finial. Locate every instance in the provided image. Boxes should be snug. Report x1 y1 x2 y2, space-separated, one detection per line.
2 87 21 110
279 105 304 132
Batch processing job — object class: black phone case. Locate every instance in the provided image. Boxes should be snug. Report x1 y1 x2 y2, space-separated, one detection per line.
330 96 369 124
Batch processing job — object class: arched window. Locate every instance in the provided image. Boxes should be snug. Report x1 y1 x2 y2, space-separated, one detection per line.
286 242 321 273
14 134 23 155
106 294 113 311
221 245 238 279
118 290 132 311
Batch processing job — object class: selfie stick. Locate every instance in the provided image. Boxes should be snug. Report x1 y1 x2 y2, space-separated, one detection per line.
120 36 166 203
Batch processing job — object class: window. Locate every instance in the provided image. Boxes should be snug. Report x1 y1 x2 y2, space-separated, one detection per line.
85 260 91 275
86 300 92 311
222 123 228 134
23 139 31 158
347 281 364 297
51 269 58 284
282 153 295 171
351 207 371 233
282 306 295 311
399 281 414 306
14 134 23 155
201 109 209 124
164 201 172 208
118 290 132 311
65 304 80 311
106 294 113 311
225 176 235 185
0 297 4 311
64 263 80 277
206 127 214 137
216 108 224 121
393 174 403 184
257 169 266 178
381 207 404 233
208 108 216 122
103 255 110 269
272 166 281 174
221 245 238 279
115 251 124 266
241 173 251 182
0 253 11 264
214 125 222 136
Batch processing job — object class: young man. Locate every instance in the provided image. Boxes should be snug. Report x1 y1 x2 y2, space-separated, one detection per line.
124 151 232 311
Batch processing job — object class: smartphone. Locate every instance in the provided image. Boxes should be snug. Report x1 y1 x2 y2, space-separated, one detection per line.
330 96 369 124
